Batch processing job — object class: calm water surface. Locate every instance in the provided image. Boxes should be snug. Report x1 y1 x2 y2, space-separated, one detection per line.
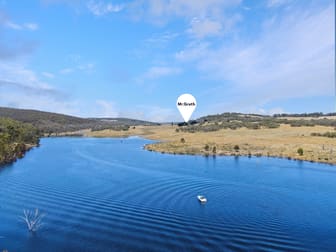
0 137 335 251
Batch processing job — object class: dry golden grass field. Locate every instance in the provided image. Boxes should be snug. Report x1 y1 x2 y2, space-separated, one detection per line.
87 124 336 165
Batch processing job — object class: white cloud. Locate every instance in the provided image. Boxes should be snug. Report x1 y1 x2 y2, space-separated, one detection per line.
119 105 178 122
0 63 42 87
176 4 334 108
82 101 178 122
267 0 293 8
187 15 241 39
129 0 242 39
137 106 177 122
24 23 39 30
143 66 181 79
175 42 210 61
136 66 182 83
145 31 179 45
87 0 124 16
60 68 74 74
4 21 39 31
188 18 222 38
68 53 81 63
268 107 286 115
95 100 119 117
0 63 117 117
0 90 79 116
60 55 95 74
0 62 78 115
41 71 55 78
77 62 95 72
5 21 21 30
234 106 286 115
60 62 95 74
130 0 241 19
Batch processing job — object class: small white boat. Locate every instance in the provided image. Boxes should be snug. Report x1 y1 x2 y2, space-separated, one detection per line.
197 195 207 203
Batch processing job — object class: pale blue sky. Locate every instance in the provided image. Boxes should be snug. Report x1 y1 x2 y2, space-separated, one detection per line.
0 0 334 122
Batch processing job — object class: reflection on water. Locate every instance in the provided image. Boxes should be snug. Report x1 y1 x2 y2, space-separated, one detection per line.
0 137 335 251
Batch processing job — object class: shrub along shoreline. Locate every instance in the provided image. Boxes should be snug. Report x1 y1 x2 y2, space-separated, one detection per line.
0 118 40 165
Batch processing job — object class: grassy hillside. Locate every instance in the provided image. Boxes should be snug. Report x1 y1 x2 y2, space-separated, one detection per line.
88 124 336 165
0 107 158 133
177 112 336 132
88 112 336 165
0 118 40 165
0 107 93 133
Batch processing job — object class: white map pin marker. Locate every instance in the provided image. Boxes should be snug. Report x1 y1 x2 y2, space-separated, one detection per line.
176 94 197 122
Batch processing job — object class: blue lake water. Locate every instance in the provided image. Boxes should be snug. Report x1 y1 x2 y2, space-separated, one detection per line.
0 137 336 251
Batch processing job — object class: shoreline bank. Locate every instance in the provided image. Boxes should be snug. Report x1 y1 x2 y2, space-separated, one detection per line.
144 143 335 165
86 124 336 165
0 143 38 166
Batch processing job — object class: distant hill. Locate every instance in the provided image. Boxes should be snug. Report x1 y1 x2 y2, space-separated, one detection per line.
0 107 158 133
273 112 336 117
91 117 158 126
177 112 336 132
1 107 335 134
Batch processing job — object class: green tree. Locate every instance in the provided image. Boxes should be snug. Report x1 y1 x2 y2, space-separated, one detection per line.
0 117 40 164
212 146 216 154
297 148 304 156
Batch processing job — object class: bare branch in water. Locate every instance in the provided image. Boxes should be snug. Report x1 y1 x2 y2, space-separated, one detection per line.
20 209 45 232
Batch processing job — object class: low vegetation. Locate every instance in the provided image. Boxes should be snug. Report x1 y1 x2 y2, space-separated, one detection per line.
212 146 216 154
297 148 304 156
273 112 336 117
177 113 336 133
311 132 336 138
